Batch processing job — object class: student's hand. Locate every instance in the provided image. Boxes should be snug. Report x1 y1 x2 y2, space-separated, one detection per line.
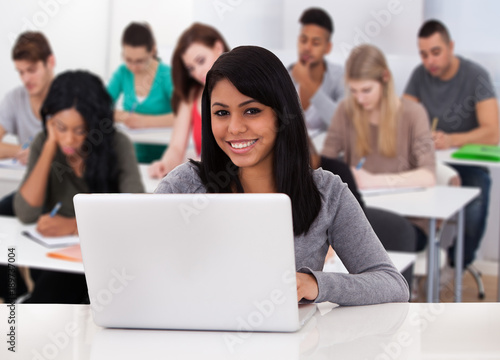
296 272 318 302
114 110 128 123
351 167 376 189
148 160 168 179
45 118 58 146
291 59 312 84
432 131 452 149
15 148 30 165
123 113 145 129
36 214 77 237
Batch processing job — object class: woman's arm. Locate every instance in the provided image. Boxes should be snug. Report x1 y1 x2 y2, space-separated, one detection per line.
116 111 174 129
148 100 194 178
19 121 57 207
352 167 435 189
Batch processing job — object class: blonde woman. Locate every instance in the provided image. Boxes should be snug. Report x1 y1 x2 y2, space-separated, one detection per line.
321 44 436 251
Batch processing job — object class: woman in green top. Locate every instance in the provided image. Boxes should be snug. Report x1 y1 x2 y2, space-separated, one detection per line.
107 22 174 129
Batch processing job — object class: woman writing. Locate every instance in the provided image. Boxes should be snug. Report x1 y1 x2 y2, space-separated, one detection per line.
148 23 229 178
14 71 144 303
155 46 409 305
321 44 436 251
108 22 174 129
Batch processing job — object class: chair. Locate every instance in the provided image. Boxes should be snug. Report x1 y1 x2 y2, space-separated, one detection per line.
364 207 417 293
413 161 485 299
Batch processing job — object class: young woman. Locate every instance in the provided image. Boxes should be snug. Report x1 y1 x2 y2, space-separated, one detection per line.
108 22 174 129
321 44 436 251
148 23 229 178
155 46 409 306
13 71 144 303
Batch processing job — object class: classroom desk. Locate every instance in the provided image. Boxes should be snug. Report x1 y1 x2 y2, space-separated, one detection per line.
364 186 480 303
1 302 499 359
118 125 173 145
437 149 500 302
0 215 414 279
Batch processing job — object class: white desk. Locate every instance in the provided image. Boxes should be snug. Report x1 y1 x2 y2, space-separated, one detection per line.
2 302 499 359
437 149 500 302
364 186 480 303
118 126 172 145
0 215 413 280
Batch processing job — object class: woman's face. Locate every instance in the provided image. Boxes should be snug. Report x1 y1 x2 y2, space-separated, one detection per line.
211 78 277 172
348 79 383 112
52 108 87 157
122 45 154 75
182 41 224 85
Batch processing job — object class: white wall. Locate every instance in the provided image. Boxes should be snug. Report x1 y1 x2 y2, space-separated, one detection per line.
0 0 110 99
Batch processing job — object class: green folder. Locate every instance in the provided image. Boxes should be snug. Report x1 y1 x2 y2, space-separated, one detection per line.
451 144 500 162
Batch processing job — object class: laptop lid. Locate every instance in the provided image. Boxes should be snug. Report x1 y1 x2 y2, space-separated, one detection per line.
74 193 314 332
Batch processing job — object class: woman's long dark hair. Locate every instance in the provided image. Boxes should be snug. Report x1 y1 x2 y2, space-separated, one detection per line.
193 45 321 236
41 70 119 193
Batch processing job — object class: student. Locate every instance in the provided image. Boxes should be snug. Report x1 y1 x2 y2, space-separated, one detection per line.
13 71 144 303
321 44 436 251
404 20 499 268
0 31 55 216
148 23 229 179
155 45 409 305
289 8 344 141
108 22 174 129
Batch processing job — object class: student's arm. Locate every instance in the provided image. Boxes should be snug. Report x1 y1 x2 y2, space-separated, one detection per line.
116 111 174 129
434 98 499 149
291 60 322 111
148 100 193 178
0 125 21 159
351 167 435 189
18 122 57 207
299 176 409 305
403 93 420 103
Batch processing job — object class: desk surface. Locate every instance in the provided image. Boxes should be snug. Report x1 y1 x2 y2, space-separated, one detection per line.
0 216 413 276
1 302 499 359
364 185 480 219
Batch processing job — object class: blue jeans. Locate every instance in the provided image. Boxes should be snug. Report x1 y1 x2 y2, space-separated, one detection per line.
448 165 491 268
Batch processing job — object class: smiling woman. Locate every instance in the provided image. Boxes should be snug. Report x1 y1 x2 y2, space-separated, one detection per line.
155 45 410 306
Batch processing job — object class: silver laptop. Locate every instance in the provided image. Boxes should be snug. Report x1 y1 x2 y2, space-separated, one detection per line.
74 193 316 332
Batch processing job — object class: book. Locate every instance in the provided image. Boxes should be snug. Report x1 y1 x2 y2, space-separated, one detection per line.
452 144 500 162
47 244 82 262
22 228 79 248
0 158 26 170
360 187 426 197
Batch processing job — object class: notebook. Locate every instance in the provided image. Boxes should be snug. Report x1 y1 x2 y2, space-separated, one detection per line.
451 144 500 162
73 193 316 332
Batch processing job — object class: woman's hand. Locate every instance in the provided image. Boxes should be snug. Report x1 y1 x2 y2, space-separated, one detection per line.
123 113 145 129
148 160 168 179
351 167 377 189
36 214 77 237
45 118 58 147
296 272 318 302
14 148 30 165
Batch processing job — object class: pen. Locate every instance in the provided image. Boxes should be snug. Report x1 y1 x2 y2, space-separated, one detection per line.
50 202 62 217
12 136 33 163
355 157 366 170
431 117 439 132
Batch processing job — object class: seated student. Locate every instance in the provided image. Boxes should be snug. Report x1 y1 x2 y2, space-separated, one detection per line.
0 31 55 216
289 7 344 149
321 44 436 252
148 23 229 179
108 22 174 129
404 20 499 269
155 45 409 305
13 71 144 303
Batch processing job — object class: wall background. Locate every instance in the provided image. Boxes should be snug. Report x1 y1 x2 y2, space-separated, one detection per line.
0 0 499 261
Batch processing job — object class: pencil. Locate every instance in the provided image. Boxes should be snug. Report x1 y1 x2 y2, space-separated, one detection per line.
50 202 62 217
356 157 366 170
431 117 439 132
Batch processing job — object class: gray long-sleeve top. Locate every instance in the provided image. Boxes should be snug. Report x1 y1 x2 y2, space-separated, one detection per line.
155 162 409 306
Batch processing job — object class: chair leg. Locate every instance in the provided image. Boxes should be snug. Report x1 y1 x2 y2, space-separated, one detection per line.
466 265 485 300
